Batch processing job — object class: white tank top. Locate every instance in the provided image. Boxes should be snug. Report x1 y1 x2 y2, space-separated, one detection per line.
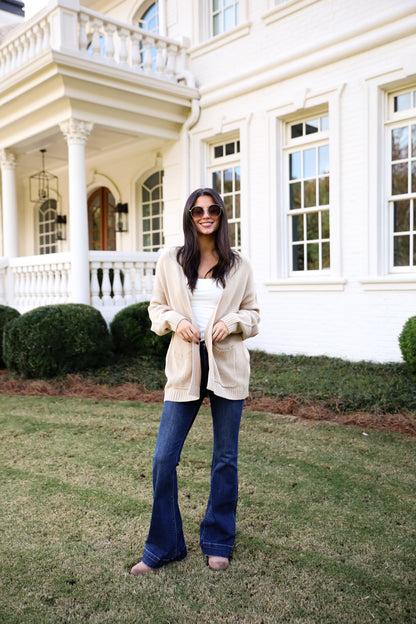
188 279 223 340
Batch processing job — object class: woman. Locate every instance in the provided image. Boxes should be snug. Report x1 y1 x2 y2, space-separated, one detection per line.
131 188 260 575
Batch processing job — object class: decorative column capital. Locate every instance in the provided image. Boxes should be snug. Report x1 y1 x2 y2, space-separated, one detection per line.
60 119 93 145
0 149 17 169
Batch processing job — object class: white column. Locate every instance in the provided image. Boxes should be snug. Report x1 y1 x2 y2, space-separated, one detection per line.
0 149 19 258
60 118 93 304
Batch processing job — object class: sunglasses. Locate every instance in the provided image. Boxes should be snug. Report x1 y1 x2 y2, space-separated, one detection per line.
189 204 223 219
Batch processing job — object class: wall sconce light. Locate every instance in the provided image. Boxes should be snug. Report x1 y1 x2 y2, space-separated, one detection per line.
55 214 67 241
30 149 59 202
115 202 128 232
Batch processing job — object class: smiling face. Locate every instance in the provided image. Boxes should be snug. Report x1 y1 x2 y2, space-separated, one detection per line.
190 194 221 238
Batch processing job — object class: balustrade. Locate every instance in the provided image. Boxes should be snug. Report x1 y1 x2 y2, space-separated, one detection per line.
0 2 188 84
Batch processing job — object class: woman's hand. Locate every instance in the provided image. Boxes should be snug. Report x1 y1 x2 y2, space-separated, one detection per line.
176 319 201 343
212 321 229 343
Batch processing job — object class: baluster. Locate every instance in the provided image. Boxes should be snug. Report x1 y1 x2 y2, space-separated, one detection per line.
28 268 36 308
41 266 48 304
47 266 55 304
123 262 134 305
21 33 29 65
134 262 144 301
36 269 43 307
15 36 23 68
101 263 112 306
143 36 153 74
103 22 116 64
91 19 103 58
11 40 19 73
41 18 50 52
55 264 62 302
90 262 101 307
11 268 20 308
144 263 154 299
166 44 178 81
34 24 42 56
131 32 142 71
28 27 36 60
60 264 69 302
155 40 166 76
79 13 89 55
21 268 28 309
113 263 123 305
117 28 129 69
0 267 5 305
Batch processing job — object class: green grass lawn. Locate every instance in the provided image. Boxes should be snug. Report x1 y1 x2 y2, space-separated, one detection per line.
1 394 415 624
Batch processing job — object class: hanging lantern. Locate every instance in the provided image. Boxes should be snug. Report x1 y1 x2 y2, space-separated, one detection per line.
29 149 59 202
55 214 67 241
115 202 128 232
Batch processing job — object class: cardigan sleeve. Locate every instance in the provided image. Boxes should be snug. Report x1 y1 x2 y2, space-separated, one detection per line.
148 251 189 336
220 259 260 340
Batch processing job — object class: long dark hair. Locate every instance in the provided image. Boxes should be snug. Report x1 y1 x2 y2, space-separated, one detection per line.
176 187 239 292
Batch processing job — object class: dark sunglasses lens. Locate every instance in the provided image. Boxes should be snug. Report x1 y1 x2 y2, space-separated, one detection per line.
209 205 222 217
191 207 204 217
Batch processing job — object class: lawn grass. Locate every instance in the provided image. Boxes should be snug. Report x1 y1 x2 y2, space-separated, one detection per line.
82 351 416 415
1 394 415 623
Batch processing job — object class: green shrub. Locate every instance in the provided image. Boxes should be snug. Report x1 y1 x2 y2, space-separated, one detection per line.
399 316 416 374
110 302 170 361
3 304 112 378
0 304 20 368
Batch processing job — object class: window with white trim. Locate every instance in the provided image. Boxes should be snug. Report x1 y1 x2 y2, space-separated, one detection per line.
387 87 416 270
286 114 330 272
210 138 241 250
141 171 164 251
212 0 239 36
38 199 57 254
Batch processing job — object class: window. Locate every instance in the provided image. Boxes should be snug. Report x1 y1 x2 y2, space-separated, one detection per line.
388 88 416 269
211 139 241 250
138 1 159 32
39 199 57 255
141 171 164 251
286 114 330 272
212 0 239 36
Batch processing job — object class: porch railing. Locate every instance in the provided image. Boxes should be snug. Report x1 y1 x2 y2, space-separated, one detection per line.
0 0 193 86
1 251 160 321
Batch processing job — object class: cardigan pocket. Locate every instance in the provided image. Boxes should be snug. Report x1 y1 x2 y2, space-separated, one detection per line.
212 339 250 388
165 338 193 390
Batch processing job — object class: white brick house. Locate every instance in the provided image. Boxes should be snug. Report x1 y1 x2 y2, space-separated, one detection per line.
0 0 415 363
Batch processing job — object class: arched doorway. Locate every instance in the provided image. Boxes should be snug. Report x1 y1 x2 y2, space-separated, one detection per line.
88 187 116 250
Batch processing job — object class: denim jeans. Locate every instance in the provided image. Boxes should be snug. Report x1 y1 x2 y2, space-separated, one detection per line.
141 341 244 569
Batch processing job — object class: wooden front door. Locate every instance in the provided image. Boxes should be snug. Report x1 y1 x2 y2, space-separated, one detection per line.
88 187 116 250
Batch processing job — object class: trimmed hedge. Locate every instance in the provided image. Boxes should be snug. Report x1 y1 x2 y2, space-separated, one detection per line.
399 316 416 375
0 305 20 368
110 302 170 361
3 304 112 378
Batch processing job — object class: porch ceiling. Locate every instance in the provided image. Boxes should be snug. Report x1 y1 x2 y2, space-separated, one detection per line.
0 49 199 173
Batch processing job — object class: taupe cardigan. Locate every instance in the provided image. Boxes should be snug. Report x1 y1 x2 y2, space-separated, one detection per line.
148 247 260 401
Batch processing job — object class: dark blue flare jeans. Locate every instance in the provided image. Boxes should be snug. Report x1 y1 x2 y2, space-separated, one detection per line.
141 341 244 569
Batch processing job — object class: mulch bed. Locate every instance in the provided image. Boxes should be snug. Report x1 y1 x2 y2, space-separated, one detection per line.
1 370 415 437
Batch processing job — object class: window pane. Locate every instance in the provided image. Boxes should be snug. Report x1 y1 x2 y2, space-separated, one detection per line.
143 234 151 248
305 119 319 134
213 13 221 34
306 212 319 240
225 141 235 155
235 193 240 218
414 235 416 266
224 6 234 30
394 92 411 112
290 182 301 210
142 188 150 202
392 163 408 195
307 243 319 270
321 115 329 131
322 241 330 268
214 145 223 158
412 162 416 193
289 152 301 180
212 171 222 193
412 125 416 157
228 223 236 247
213 0 222 11
292 244 304 271
224 168 233 193
319 177 330 205
392 127 408 160
152 217 160 230
393 200 410 232
143 219 150 232
224 194 233 219
303 179 316 208
291 123 303 139
292 215 304 242
234 166 241 191
152 232 161 247
319 145 329 175
321 210 330 238
143 205 150 217
303 148 316 177
394 235 410 266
